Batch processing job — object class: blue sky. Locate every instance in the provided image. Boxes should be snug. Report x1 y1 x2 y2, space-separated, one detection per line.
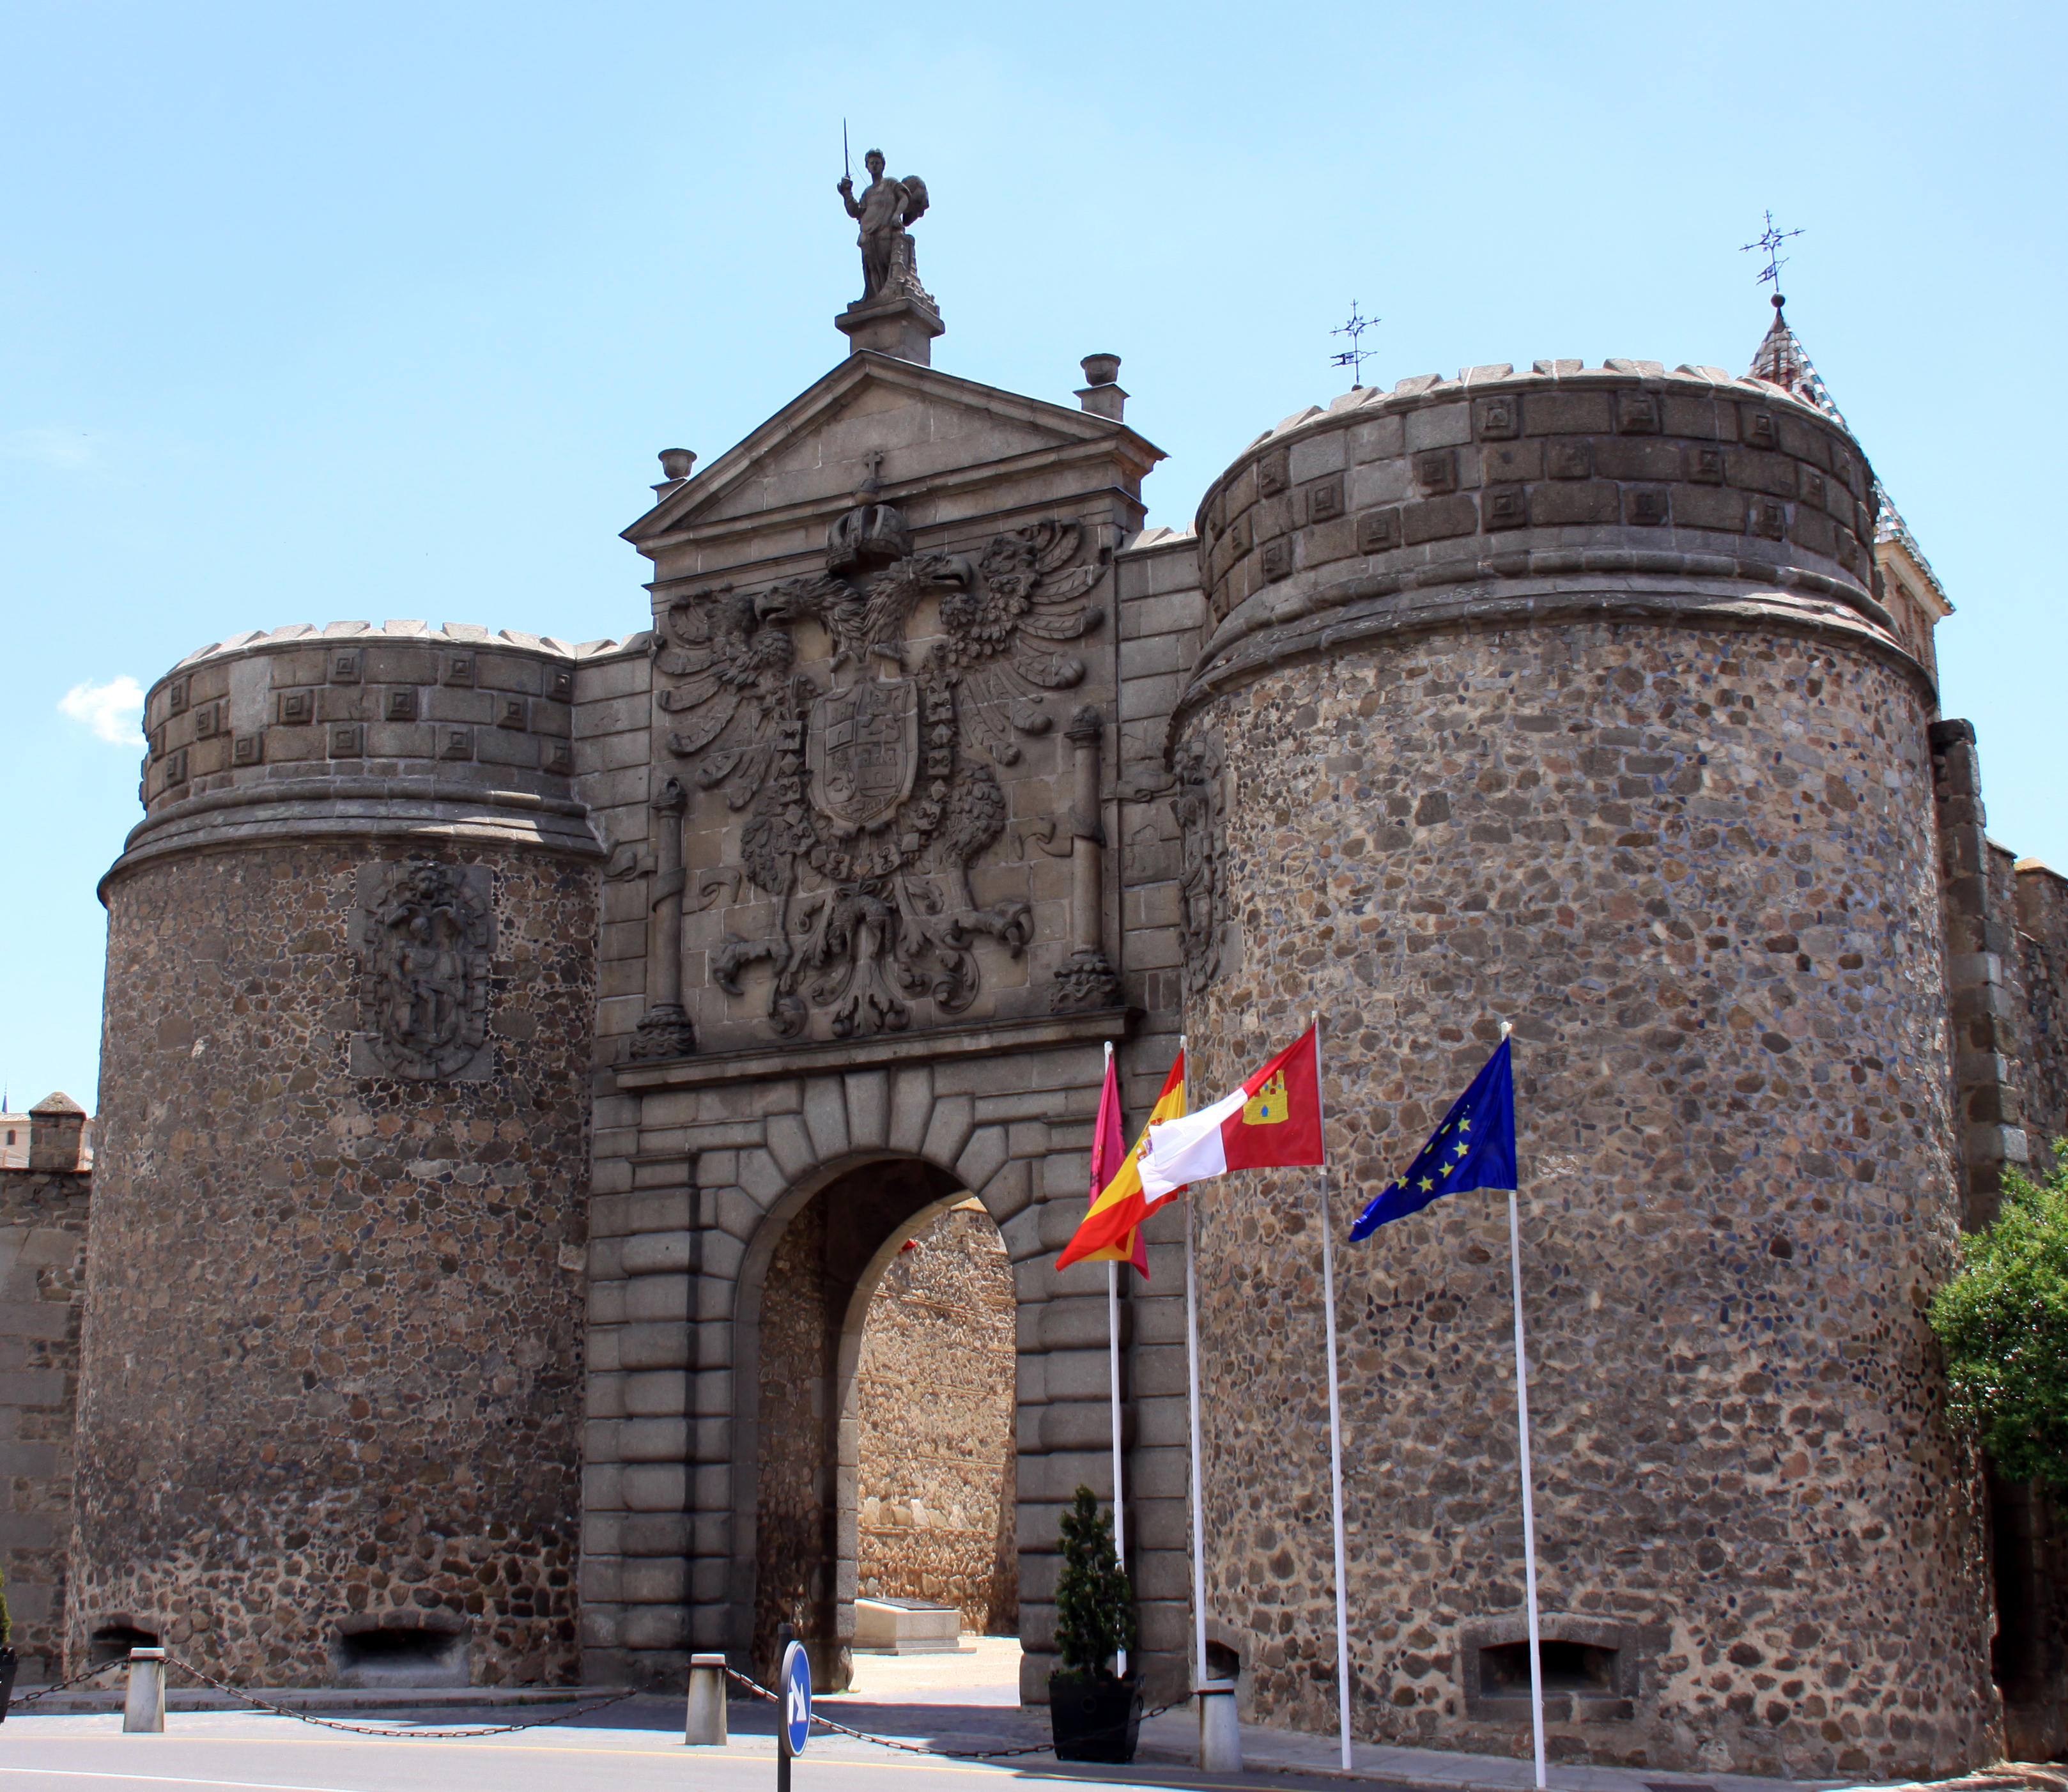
5 0 2062 1109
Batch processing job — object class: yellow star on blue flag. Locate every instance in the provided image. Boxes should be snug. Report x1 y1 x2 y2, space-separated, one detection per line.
1348 1038 1516 1239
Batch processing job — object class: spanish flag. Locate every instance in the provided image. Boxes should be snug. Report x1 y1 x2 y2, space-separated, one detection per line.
1056 1051 1188 1273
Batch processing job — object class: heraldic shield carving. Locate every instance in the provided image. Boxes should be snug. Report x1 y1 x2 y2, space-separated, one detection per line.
351 859 495 1080
652 506 1107 1040
808 677 919 828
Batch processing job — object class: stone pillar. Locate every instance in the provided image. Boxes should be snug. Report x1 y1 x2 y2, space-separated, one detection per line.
684 1652 728 1743
630 776 697 1060
26 1094 84 1173
122 1648 166 1732
1076 355 1128 422
1051 706 1120 1012
0 1148 92 1683
1931 719 2029 1226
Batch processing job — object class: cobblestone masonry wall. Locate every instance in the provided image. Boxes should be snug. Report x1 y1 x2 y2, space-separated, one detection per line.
2012 861 2068 1151
75 840 596 1683
1177 622 1993 1779
0 1168 91 1679
856 1203 1017 1634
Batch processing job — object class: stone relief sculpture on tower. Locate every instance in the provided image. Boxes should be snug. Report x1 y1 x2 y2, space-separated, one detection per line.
351 859 494 1079
837 148 930 305
652 467 1109 1040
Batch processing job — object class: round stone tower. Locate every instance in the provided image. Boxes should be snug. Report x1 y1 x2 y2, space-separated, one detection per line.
76 622 605 1685
1175 362 1995 1777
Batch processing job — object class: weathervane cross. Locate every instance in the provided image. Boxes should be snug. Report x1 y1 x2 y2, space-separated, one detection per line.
1741 210 1805 292
1331 300 1380 389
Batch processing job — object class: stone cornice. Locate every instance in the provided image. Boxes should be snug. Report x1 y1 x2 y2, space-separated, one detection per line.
100 776 604 899
610 1005 1135 1092
1169 571 1936 738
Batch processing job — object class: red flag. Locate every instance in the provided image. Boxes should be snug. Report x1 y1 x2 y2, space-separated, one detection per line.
1069 1049 1148 1275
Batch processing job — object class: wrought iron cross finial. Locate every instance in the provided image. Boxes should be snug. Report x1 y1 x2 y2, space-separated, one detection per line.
1740 210 1805 295
1331 300 1380 389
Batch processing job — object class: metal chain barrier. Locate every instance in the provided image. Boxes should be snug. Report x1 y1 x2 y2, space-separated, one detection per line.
15 1648 1172 1756
722 1662 1179 1761
8 1658 130 1710
143 1653 640 1738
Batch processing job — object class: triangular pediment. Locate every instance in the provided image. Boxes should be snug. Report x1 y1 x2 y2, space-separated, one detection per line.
624 351 1161 548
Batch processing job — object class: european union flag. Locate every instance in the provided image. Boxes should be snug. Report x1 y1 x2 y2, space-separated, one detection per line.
1348 1037 1516 1239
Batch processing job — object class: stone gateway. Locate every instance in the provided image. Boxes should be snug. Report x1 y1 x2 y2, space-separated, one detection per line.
10 193 2067 1782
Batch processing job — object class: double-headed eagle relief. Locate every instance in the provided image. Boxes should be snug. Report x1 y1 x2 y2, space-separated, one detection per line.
652 484 1107 1040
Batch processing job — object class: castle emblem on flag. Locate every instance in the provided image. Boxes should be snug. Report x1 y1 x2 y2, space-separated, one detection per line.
1242 1069 1289 1126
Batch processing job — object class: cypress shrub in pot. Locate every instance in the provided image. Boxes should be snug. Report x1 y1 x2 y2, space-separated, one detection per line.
1047 1485 1139 1763
0 1562 17 1720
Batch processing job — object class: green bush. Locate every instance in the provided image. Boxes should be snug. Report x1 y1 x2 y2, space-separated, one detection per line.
1929 1144 2068 1490
1053 1485 1134 1683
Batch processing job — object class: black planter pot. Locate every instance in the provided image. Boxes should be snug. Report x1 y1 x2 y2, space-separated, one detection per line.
0 1647 18 1722
1047 1671 1141 1763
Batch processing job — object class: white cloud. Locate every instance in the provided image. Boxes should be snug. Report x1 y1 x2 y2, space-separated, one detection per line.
59 676 147 746
3 428 96 470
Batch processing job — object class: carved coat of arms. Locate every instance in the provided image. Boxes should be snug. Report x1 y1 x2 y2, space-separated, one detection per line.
351 860 494 1079
652 492 1106 1039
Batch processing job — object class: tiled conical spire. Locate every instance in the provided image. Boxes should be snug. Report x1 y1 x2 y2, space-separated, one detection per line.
1747 295 1851 431
1745 295 1948 612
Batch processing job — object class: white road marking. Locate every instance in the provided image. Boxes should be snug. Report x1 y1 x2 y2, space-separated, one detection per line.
0 1773 368 1792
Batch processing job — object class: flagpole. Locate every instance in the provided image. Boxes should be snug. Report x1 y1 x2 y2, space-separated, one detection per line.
1182 1034 1210 1697
1501 1024 1546 1792
1105 1045 1128 1677
1313 1014 1354 1774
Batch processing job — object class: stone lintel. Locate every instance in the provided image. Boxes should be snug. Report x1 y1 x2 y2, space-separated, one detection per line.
611 1007 1135 1093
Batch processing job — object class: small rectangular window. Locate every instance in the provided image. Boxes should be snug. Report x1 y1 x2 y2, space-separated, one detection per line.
1481 1638 1619 1694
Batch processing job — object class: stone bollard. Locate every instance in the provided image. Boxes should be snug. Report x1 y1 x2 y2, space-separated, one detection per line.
684 1652 728 1745
1197 1678 1240 1773
123 1648 167 1733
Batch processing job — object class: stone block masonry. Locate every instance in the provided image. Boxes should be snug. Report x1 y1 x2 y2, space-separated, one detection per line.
0 1142 92 1681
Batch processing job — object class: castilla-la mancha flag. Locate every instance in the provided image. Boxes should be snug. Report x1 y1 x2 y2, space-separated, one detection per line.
1138 1025 1324 1198
1056 1051 1187 1273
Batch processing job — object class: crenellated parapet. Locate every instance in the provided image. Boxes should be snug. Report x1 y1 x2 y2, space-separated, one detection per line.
116 621 624 881
1187 359 1913 725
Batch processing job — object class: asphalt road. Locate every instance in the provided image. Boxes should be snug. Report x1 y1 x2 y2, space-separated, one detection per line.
0 1705 1301 1792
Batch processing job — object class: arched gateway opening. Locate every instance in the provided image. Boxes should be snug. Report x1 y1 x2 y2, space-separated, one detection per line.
737 1157 1016 1690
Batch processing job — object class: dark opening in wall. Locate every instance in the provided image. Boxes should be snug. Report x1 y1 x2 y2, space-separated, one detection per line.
333 1623 468 1687
1481 1638 1619 1696
1205 1639 1243 1681
89 1624 161 1665
1459 1617 1643 1722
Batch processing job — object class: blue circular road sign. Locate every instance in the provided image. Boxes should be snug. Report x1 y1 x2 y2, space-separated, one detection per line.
780 1639 811 1757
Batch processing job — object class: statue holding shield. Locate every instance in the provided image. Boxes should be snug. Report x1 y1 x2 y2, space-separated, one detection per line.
837 148 930 304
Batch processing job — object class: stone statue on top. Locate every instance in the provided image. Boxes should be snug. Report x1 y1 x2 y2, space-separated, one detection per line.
837 149 930 304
